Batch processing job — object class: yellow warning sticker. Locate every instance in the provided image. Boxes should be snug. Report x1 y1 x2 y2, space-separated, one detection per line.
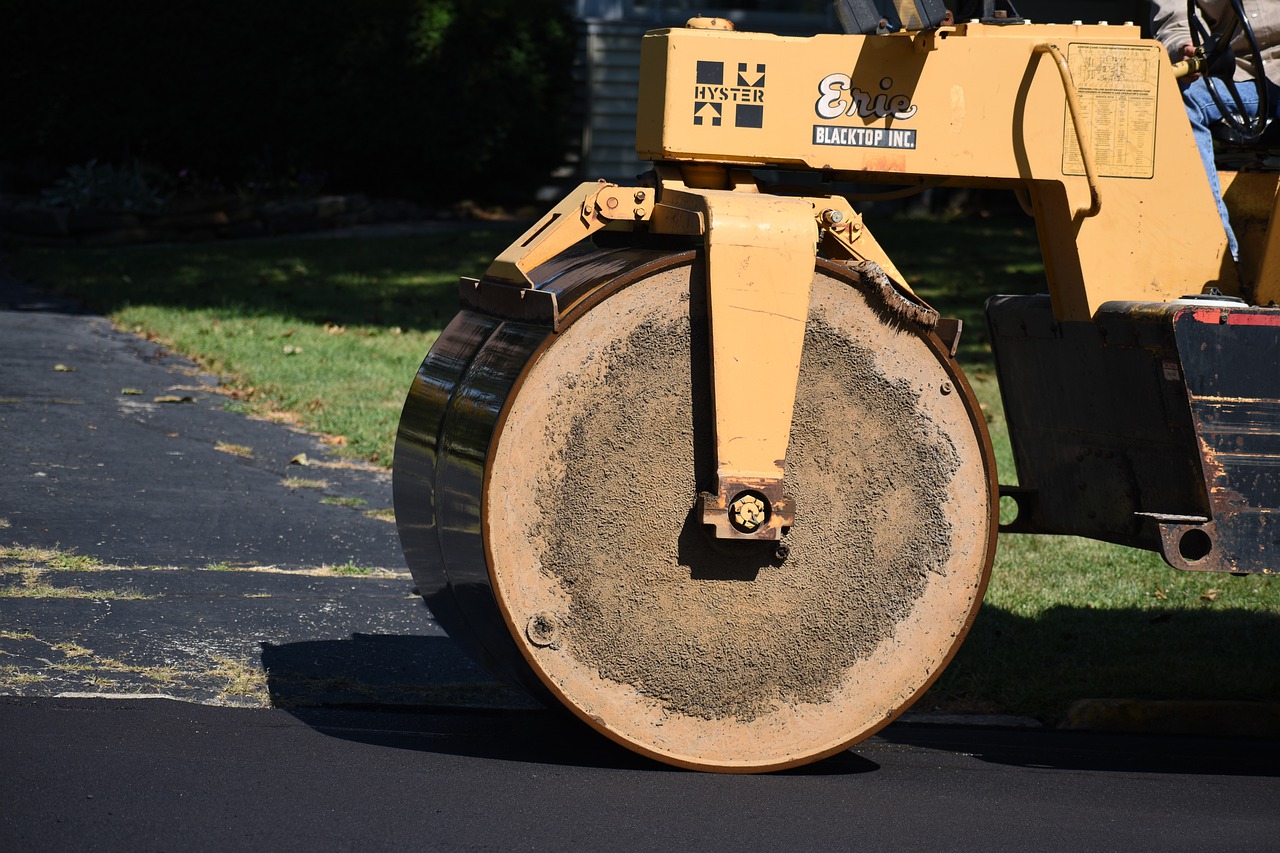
1062 43 1161 180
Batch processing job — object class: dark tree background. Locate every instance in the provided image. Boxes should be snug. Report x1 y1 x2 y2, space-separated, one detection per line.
0 0 577 203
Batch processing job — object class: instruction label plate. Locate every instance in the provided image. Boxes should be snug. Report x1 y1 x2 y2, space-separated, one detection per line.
1062 43 1161 180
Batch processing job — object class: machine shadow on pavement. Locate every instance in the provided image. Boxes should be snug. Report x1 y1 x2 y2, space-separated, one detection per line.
260 634 665 772
261 634 524 710
289 702 883 775
260 612 1279 777
265 636 883 775
877 725 1280 778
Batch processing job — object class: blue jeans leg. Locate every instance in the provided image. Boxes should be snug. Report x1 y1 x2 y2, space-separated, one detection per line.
1180 78 1261 261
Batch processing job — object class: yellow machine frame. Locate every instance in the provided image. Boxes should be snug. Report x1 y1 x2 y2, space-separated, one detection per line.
483 18 1276 541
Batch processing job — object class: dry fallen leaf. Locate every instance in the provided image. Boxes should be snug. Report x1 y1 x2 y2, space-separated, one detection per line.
289 453 310 466
120 388 144 395
53 364 75 372
282 345 302 355
153 395 195 404
1153 588 1168 600
1201 589 1220 602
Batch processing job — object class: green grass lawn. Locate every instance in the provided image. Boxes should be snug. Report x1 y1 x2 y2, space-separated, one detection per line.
7 211 1277 722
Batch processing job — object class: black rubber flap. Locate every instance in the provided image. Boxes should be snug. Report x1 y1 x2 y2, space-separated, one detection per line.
834 0 948 34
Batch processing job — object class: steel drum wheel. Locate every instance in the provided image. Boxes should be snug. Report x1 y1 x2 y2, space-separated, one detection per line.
396 250 997 772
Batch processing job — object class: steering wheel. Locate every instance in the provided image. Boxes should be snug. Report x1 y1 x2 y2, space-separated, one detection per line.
1187 0 1271 143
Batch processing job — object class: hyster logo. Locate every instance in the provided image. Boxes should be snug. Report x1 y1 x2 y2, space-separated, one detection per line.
693 60 766 128
815 74 918 120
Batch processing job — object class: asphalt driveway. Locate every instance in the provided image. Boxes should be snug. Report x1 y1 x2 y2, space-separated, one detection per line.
0 270 525 710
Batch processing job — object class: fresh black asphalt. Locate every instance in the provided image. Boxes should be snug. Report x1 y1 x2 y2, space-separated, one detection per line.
3 696 1279 852
0 270 519 709
0 277 399 568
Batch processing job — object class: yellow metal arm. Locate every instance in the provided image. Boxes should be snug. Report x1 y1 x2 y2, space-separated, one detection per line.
479 165 843 540
486 181 656 286
636 23 1231 319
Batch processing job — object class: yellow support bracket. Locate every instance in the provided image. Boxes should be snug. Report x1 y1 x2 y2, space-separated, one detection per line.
804 198 926 306
486 180 656 286
653 183 819 540
480 166 910 541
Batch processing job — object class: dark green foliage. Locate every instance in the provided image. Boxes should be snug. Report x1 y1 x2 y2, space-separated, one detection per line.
0 1 576 201
41 160 167 212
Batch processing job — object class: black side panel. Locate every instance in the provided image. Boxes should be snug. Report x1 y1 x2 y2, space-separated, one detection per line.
988 295 1280 574
834 0 948 33
1170 307 1280 574
986 295 1207 551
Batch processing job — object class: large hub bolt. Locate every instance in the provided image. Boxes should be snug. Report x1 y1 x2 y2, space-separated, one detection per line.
729 493 769 533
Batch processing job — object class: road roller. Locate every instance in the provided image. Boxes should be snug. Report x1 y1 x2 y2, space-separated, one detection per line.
394 1 1280 771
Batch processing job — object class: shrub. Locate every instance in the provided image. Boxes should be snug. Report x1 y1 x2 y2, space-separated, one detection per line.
41 160 166 212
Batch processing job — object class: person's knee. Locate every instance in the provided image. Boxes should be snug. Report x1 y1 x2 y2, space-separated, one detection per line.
1182 90 1215 129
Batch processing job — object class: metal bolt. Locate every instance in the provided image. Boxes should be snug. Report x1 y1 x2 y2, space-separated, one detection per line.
526 612 559 648
730 494 767 532
774 542 790 562
633 190 647 203
941 381 953 395
634 207 646 218
820 208 844 228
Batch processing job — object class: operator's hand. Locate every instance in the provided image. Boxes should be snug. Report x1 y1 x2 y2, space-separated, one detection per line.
1180 42 1203 81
